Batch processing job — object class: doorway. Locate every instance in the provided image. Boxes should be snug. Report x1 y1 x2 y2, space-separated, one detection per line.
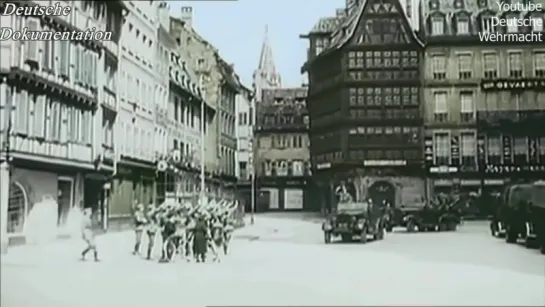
368 180 396 207
57 177 74 226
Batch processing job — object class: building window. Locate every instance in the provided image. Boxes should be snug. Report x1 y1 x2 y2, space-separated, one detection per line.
506 15 518 33
461 133 476 167
483 53 498 78
292 160 304 176
513 136 528 164
508 52 523 77
457 53 472 79
434 133 450 165
481 16 495 33
460 91 474 122
456 16 469 34
431 55 446 80
533 17 543 32
315 38 324 56
534 52 545 77
431 17 444 35
276 160 288 176
539 137 545 162
433 92 447 122
486 135 502 164
14 90 29 134
510 92 523 110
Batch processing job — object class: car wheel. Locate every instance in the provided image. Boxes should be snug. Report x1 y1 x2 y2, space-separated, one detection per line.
341 234 352 242
447 222 457 231
406 221 417 233
360 228 368 243
540 243 545 255
490 222 497 237
506 227 517 244
324 232 332 244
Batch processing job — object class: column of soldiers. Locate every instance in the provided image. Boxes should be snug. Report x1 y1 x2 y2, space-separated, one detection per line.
131 198 238 263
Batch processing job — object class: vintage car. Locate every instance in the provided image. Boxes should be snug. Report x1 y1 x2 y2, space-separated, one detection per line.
499 183 537 247
388 202 460 232
322 201 385 244
530 181 545 254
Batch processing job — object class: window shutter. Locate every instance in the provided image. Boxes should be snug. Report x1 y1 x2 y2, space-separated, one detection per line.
15 91 27 134
33 95 46 137
83 52 90 85
60 40 70 77
25 18 39 63
41 34 50 70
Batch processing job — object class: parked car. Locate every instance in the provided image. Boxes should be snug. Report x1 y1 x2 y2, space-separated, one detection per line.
530 181 545 254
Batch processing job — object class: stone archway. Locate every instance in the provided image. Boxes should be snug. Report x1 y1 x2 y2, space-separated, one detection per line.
8 181 28 234
368 180 396 207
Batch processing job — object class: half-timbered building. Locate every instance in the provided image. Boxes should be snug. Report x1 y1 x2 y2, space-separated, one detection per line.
420 0 545 213
0 1 126 238
254 88 316 211
302 0 425 211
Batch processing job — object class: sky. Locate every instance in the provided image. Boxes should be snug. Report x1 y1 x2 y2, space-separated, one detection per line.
169 0 346 88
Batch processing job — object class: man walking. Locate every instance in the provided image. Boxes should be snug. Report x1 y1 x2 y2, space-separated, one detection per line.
81 208 99 261
133 202 147 255
145 203 159 260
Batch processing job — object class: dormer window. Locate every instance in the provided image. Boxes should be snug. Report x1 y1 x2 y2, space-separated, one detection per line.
532 17 543 32
456 16 470 34
429 0 440 10
506 16 518 33
453 0 464 9
481 16 495 33
431 16 444 35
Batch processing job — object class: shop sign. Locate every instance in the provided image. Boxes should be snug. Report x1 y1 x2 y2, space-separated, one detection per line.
484 164 545 173
481 79 545 91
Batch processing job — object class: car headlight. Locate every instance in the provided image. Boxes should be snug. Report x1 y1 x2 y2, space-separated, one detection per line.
402 216 410 221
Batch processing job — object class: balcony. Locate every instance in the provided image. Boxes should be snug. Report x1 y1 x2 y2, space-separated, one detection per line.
103 40 118 60
476 110 545 132
102 144 115 166
102 86 117 113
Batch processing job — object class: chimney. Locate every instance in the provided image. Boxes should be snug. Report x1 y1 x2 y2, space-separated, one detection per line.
180 6 193 28
336 8 346 18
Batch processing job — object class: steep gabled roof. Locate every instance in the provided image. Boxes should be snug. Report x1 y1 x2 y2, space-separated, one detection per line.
309 16 345 34
326 0 424 52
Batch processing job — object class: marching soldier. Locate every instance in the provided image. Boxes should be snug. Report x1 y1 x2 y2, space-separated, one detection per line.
81 208 99 262
133 202 147 255
145 203 159 260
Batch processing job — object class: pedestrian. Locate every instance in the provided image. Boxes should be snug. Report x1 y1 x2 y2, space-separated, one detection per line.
133 202 146 255
145 203 159 260
192 213 208 263
81 208 99 262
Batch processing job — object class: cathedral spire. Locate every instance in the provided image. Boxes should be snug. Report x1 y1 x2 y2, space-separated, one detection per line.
255 25 281 93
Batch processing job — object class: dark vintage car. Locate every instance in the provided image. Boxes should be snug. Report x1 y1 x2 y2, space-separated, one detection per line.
497 184 537 247
387 203 460 232
322 201 386 244
530 181 545 254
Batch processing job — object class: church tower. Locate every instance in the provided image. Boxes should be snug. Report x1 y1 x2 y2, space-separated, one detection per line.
252 25 282 103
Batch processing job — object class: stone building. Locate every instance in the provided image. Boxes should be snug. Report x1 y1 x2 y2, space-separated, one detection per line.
0 1 126 238
420 0 545 204
235 85 254 182
110 1 161 219
169 7 242 199
302 0 425 211
254 88 314 211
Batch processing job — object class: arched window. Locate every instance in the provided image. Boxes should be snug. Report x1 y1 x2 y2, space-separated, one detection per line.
8 182 28 234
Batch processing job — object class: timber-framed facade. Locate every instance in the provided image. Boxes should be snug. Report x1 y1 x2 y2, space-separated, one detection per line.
302 0 425 211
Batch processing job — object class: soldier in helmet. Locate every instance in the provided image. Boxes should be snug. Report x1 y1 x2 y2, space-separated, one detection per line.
133 201 147 255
